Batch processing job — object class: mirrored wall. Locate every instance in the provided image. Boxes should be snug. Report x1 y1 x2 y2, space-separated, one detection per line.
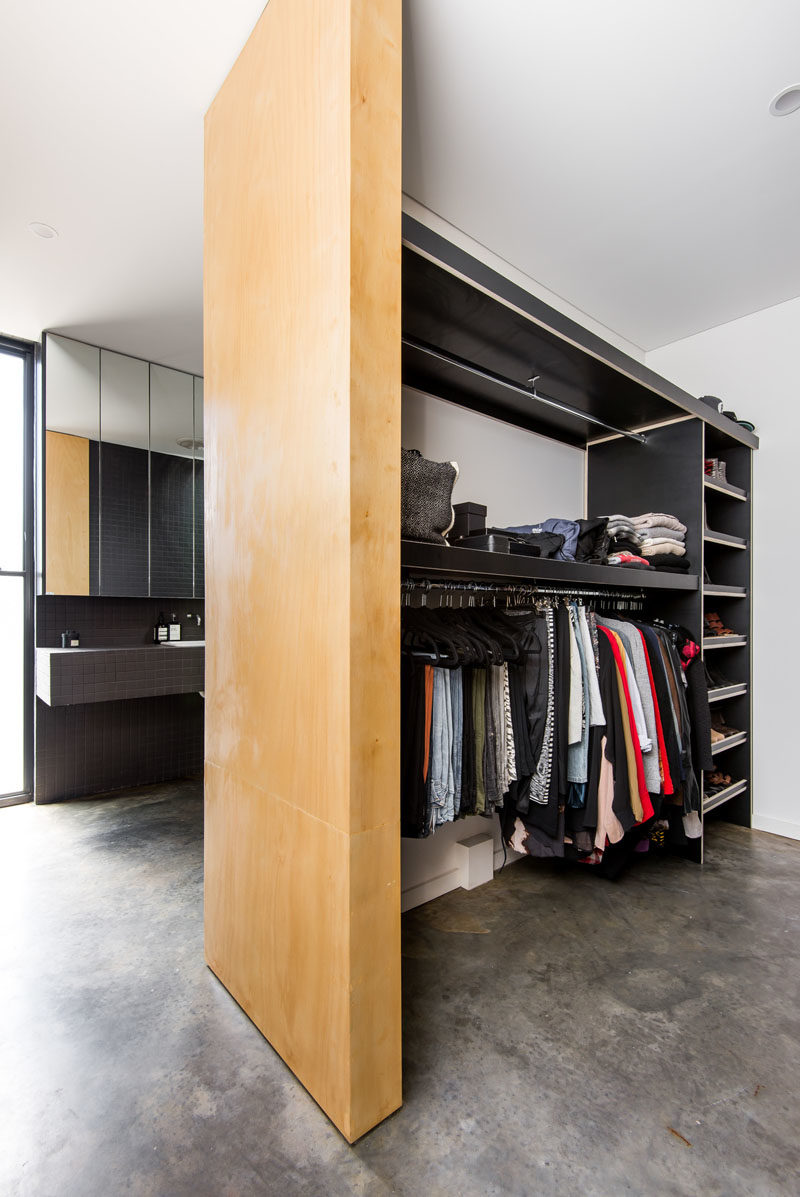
43 333 204 597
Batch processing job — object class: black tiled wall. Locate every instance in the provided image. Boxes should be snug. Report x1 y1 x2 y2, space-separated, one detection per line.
35 693 204 804
151 450 194 596
37 595 204 647
100 442 148 596
194 460 205 598
89 439 100 594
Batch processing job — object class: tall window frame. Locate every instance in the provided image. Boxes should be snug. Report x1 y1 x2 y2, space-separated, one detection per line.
0 334 36 806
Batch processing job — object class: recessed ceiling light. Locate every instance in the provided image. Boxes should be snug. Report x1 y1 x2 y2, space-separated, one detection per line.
28 221 59 239
769 85 800 116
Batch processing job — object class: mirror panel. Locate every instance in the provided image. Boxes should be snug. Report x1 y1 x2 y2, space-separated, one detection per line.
99 350 149 596
43 334 203 599
44 335 100 595
150 364 194 597
193 376 204 598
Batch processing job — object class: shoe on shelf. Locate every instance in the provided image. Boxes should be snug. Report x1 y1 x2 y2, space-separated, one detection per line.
705 770 732 788
711 711 743 737
704 611 738 637
705 661 737 688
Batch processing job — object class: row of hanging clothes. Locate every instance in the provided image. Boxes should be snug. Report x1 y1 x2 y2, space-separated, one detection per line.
400 578 713 873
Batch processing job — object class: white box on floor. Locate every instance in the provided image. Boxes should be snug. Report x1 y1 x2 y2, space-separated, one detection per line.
456 832 494 891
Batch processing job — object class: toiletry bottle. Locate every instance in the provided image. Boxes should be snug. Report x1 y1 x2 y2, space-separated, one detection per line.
169 613 181 641
156 613 169 643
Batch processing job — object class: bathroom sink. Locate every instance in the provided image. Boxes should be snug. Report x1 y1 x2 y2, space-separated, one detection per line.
163 640 205 647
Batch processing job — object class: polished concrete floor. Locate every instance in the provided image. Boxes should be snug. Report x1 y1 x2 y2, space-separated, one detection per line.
2 781 799 1196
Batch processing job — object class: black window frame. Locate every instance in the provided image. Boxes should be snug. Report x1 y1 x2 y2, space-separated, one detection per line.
0 333 36 806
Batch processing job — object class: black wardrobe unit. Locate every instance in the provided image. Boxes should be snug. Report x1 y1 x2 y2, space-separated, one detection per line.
401 214 757 861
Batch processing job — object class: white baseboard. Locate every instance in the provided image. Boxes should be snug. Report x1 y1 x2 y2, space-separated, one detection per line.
400 846 523 913
752 814 800 842
401 866 461 913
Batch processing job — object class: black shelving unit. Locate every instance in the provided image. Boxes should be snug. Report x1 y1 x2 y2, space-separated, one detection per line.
701 426 753 830
401 216 758 865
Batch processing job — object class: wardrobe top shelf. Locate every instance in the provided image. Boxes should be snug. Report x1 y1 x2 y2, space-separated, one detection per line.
401 541 699 591
402 215 759 452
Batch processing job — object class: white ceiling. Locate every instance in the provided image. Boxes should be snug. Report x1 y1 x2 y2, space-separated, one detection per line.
1 0 799 368
0 0 266 374
404 0 800 351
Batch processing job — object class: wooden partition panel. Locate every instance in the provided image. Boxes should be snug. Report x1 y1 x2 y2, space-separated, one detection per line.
45 430 90 595
203 0 401 1141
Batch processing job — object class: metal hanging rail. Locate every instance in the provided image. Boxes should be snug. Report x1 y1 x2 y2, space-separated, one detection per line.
402 335 648 445
401 576 646 609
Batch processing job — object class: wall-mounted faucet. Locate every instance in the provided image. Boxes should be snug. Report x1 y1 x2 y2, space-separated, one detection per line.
187 612 202 627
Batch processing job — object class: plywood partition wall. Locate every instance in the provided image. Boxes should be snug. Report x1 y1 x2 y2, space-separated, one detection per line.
203 0 402 1142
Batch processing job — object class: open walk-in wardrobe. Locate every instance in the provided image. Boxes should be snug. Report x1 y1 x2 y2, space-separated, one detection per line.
203 0 757 1142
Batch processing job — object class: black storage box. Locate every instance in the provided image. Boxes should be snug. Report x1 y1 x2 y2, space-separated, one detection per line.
450 501 487 542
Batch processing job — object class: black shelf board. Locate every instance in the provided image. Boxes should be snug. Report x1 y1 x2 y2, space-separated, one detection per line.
703 635 747 649
704 529 748 549
704 584 747 597
703 779 748 814
401 540 699 591
708 683 747 703
402 215 759 451
704 476 748 501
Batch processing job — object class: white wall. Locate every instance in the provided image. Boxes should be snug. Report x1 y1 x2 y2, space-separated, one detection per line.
402 387 585 526
647 295 800 842
401 387 585 905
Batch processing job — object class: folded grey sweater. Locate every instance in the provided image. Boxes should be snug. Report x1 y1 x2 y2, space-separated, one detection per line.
631 513 687 534
640 538 686 556
639 525 685 541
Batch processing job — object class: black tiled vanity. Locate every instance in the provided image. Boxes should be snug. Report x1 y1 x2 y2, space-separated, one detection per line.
36 643 204 707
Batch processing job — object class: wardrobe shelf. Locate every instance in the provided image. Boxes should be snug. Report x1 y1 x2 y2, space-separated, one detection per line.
403 220 760 451
703 584 747 598
710 731 747 755
704 476 748 501
401 541 699 590
703 635 747 650
708 683 747 703
703 531 747 549
703 779 748 814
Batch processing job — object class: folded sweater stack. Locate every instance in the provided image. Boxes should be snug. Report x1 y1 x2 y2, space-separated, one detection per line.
605 514 650 568
631 513 688 569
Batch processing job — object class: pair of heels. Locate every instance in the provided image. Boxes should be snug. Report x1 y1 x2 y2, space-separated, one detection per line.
704 611 738 637
705 770 732 789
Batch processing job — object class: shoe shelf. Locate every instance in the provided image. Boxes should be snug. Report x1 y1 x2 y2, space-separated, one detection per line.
703 531 748 549
704 583 747 598
708 683 747 704
703 635 747 650
710 731 747 755
703 778 748 815
703 476 748 501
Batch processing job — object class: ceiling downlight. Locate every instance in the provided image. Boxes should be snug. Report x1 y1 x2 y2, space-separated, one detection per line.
28 221 59 238
769 85 800 116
